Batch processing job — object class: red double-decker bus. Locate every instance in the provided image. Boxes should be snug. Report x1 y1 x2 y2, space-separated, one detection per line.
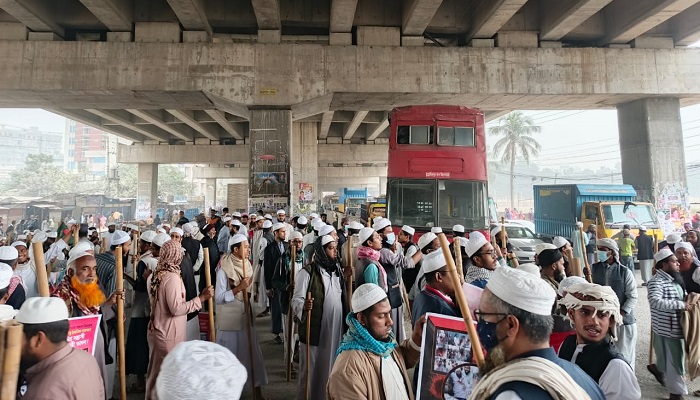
386 105 489 233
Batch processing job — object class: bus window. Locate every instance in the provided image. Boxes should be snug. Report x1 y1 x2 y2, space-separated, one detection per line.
437 180 487 228
437 127 475 147
387 179 436 227
397 126 433 144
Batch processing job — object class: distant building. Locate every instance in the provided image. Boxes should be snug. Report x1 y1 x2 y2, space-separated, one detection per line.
0 125 64 180
64 120 117 177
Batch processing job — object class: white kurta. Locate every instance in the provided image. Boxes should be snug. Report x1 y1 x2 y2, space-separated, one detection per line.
214 268 269 389
253 237 269 311
15 261 38 298
292 267 344 400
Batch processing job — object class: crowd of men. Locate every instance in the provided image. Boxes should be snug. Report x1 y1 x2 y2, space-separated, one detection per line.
3 207 700 400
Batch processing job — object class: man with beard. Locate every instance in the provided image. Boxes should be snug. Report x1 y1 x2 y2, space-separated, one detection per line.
327 283 425 399
552 237 572 277
53 242 123 399
539 249 566 293
470 267 605 400
16 297 104 399
465 231 505 288
276 210 294 242
181 222 203 287
675 241 700 294
591 238 638 369
218 216 233 254
558 282 640 399
648 248 693 400
264 222 289 344
96 230 131 302
0 245 26 309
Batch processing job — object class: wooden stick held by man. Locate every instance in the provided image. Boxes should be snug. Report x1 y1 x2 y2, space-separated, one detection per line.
115 246 127 400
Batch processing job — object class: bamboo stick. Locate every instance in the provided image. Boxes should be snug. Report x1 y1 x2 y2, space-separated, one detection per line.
31 242 50 297
73 224 79 247
285 248 296 381
203 248 215 342
438 234 485 368
649 231 659 366
579 227 592 282
305 292 311 400
0 322 22 400
347 236 354 310
454 237 464 283
115 247 126 400
241 258 257 398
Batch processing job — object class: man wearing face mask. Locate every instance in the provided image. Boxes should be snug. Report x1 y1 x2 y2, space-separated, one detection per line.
471 267 605 400
372 219 423 342
327 283 426 400
590 237 638 370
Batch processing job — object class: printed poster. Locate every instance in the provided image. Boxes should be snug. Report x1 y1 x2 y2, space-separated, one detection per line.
417 313 480 400
67 315 102 355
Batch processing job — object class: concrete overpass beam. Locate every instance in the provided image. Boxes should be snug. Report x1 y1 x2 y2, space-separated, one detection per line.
402 0 443 36
291 122 318 213
601 0 700 45
0 0 64 36
204 110 243 140
86 109 171 142
166 109 220 140
166 0 212 35
343 111 369 140
251 0 280 43
539 0 613 41
366 119 389 141
319 111 334 140
670 3 700 46
136 163 158 220
618 98 687 206
49 108 145 143
465 0 529 41
249 110 292 206
0 22 27 40
117 144 249 164
126 109 194 142
193 166 248 179
329 0 358 44
77 0 132 32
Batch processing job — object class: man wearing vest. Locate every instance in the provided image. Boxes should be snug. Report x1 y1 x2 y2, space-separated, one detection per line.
590 238 638 370
398 225 419 292
264 223 289 344
558 282 640 399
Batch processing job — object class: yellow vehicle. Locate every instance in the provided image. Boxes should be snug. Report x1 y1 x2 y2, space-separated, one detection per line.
581 201 664 241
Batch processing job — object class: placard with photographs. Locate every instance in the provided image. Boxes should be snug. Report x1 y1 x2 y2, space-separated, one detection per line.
417 313 480 400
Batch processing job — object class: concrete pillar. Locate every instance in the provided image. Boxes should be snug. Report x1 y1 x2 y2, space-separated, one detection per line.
136 163 158 220
291 122 318 215
249 110 292 213
205 178 217 209
617 98 689 208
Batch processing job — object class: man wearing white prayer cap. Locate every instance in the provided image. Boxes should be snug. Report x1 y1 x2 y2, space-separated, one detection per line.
674 241 700 295
558 282 640 400
264 220 289 344
340 222 363 278
369 218 422 342
648 248 692 399
0 263 13 303
412 250 459 325
16 297 105 399
534 242 557 266
253 219 274 317
431 226 443 234
406 232 441 302
218 216 233 254
327 283 426 400
518 263 541 277
95 229 131 300
275 209 294 243
157 341 247 400
590 237 638 369
397 225 420 294
471 267 605 400
448 224 466 259
0 246 25 309
464 231 506 289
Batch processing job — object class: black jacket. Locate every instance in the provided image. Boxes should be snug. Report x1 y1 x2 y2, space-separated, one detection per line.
179 256 198 321
264 239 289 289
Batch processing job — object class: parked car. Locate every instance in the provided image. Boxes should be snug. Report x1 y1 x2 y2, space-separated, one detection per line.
498 223 544 263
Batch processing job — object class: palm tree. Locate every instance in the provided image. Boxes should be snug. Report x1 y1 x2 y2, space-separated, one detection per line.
490 112 541 209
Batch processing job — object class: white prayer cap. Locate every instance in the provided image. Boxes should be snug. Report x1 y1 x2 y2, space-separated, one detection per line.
372 218 391 232
127 224 139 231
486 267 556 316
319 225 334 237
272 222 285 232
262 220 273 229
491 226 502 237
553 236 568 249
17 235 27 240
675 241 695 255
250 213 257 218
229 234 248 247
157 228 167 234
321 235 336 246
255 215 266 222
0 246 18 261
232 212 242 218
10 241 26 249
46 231 58 239
111 230 130 245
152 233 171 248
359 227 375 245
183 223 196 236
535 243 557 256
312 219 324 230
222 216 232 223
453 225 465 233
0 263 12 289
639 225 647 232
16 297 69 324
349 221 364 231
156 341 247 400
417 232 437 251
352 283 388 313
557 276 588 297
667 233 682 244
140 230 156 243
0 305 17 322
575 221 584 228
31 232 47 243
67 242 94 271
518 263 540 277
277 209 286 215
309 213 318 218
107 221 116 227
298 216 308 225
431 227 443 234
66 219 77 225
232 220 242 227
163 223 171 228
597 238 618 251
401 225 415 236
654 248 674 262
170 227 184 236
289 231 303 241
422 251 447 273
264 214 273 220
465 231 488 257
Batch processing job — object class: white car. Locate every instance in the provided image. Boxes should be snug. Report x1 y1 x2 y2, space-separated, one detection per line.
498 223 544 263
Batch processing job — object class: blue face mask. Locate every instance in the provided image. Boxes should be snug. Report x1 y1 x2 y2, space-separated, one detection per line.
477 319 502 350
597 250 609 262
385 232 396 245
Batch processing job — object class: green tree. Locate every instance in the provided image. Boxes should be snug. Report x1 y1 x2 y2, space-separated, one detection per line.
490 112 542 208
112 164 193 199
2 154 77 197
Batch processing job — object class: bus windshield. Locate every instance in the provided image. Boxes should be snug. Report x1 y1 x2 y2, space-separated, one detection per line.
602 203 660 228
387 179 488 229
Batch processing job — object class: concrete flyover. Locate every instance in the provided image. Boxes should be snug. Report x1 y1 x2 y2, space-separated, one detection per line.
0 0 699 215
